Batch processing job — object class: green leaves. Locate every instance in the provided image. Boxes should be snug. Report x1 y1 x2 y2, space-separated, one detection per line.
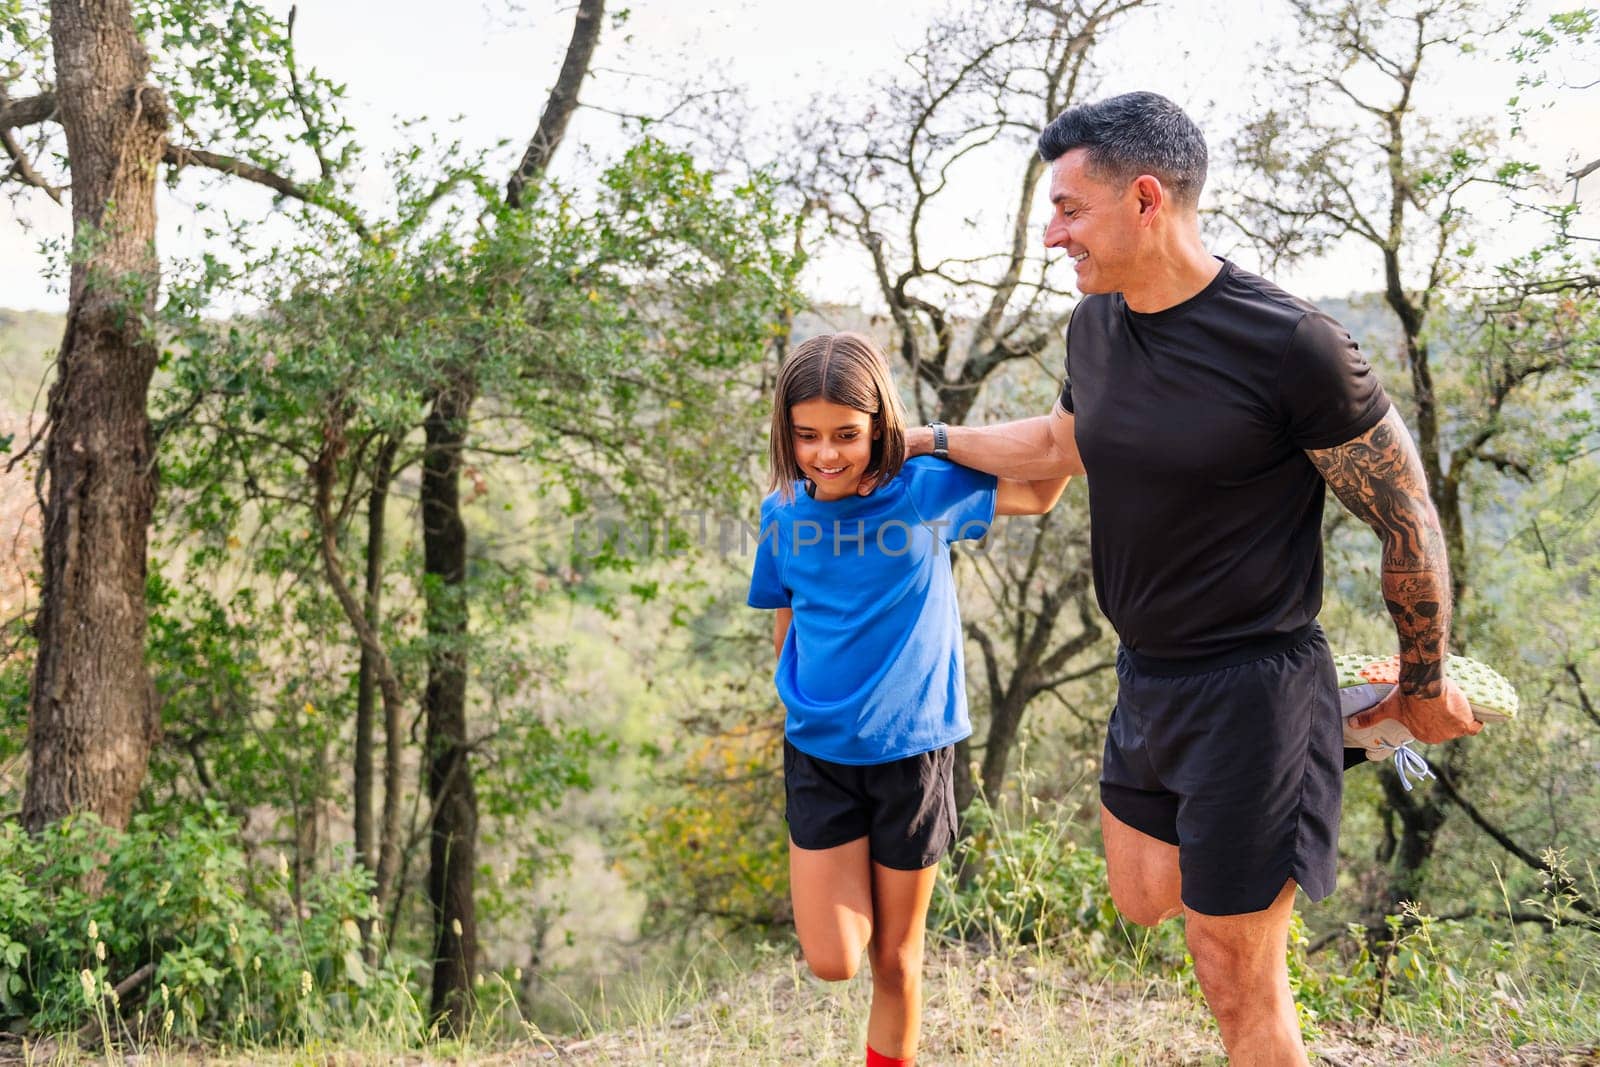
135 0 357 182
0 807 414 1039
140 120 799 991
0 0 48 84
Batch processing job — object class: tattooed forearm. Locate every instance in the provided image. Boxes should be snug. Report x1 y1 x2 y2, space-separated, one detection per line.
1308 407 1452 697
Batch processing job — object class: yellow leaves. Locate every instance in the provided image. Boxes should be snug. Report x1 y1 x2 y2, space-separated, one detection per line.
626 726 789 927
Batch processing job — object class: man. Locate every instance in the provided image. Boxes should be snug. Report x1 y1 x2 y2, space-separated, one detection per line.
906 91 1479 1064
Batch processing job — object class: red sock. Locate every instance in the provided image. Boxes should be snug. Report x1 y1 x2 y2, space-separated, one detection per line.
866 1047 911 1067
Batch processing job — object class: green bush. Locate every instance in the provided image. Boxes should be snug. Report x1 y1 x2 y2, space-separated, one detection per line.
0 802 420 1043
931 796 1185 967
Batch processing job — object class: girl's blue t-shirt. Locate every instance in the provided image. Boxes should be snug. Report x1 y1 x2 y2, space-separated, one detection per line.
746 456 998 765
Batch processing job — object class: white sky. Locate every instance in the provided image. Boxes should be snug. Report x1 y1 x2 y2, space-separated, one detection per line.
2 0 1595 314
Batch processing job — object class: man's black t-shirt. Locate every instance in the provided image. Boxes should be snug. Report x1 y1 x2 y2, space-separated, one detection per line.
1061 259 1390 659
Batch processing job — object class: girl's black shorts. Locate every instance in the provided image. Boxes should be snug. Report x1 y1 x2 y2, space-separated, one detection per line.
783 739 958 871
1099 623 1343 916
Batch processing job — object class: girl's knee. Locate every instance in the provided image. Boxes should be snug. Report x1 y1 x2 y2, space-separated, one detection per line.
867 942 923 990
804 944 863 982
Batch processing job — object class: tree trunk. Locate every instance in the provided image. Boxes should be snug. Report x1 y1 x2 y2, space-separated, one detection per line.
422 380 478 1032
355 437 397 949
23 0 168 832
978 692 1027 805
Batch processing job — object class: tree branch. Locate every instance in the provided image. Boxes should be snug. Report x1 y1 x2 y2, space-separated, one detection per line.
161 143 367 236
1565 662 1600 733
0 86 62 202
285 5 333 182
506 0 604 209
0 88 364 233
1427 759 1600 920
1568 156 1600 184
0 91 57 131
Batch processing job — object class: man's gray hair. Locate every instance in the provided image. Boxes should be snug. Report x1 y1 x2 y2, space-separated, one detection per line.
1038 91 1208 207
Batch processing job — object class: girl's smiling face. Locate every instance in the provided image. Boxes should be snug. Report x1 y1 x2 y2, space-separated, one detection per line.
790 397 878 501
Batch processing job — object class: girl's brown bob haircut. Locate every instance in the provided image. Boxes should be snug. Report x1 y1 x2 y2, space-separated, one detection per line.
768 332 908 502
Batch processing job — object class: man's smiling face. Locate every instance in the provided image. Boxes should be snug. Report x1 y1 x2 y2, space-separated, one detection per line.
1043 147 1142 296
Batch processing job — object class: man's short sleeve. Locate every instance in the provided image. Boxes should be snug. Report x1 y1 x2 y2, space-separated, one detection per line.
1279 311 1391 450
746 498 789 609
1059 305 1077 414
907 460 998 543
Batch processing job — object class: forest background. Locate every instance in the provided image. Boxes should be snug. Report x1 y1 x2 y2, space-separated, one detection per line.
2 0 1599 1063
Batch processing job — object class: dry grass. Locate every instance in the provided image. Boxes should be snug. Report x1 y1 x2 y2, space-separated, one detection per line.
3 942 1598 1065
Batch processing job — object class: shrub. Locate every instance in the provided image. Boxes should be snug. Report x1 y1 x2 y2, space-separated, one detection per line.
931 796 1185 967
0 801 420 1043
627 723 789 934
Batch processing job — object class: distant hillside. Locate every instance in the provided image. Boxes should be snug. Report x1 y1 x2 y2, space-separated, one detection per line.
1319 294 1403 368
0 308 62 416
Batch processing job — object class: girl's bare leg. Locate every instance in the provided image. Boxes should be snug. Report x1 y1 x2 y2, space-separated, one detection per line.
789 836 873 980
865 861 940 1060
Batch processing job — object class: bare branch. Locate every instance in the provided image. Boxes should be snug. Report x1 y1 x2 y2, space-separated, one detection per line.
0 125 62 202
0 85 62 201
1565 662 1600 733
285 5 333 182
506 0 604 209
161 143 367 236
1428 759 1600 921
0 91 57 130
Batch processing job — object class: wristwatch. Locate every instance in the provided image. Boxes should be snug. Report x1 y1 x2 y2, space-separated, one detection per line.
928 421 949 460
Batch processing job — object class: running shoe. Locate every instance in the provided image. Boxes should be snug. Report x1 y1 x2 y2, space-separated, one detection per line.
1334 653 1519 790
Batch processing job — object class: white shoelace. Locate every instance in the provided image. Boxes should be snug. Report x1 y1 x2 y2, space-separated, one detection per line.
1379 740 1435 791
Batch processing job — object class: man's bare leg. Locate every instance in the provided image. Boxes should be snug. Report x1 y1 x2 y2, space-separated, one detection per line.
1102 806 1307 1064
1100 804 1182 926
1186 879 1308 1066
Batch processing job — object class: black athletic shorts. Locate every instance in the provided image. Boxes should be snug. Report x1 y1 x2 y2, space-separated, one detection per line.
783 740 958 871
1099 623 1342 916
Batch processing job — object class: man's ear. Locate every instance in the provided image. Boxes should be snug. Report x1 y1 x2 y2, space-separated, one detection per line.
1133 173 1164 223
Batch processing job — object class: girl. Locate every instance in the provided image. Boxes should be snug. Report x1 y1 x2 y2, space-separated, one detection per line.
747 332 1068 1067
